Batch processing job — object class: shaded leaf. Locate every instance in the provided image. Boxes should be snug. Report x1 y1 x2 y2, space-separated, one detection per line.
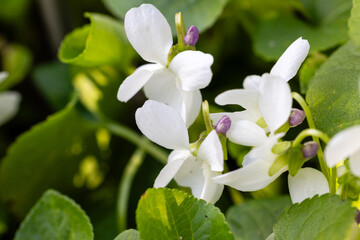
349 0 360 46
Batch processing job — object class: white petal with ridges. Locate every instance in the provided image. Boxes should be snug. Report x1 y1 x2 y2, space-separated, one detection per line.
135 100 189 150
243 75 262 90
200 163 224 203
213 158 287 191
214 89 260 114
288 168 329 204
0 91 21 126
259 74 292 132
169 51 213 91
349 149 360 177
227 120 268 147
210 110 260 124
197 130 223 172
324 125 360 167
270 37 310 81
181 90 202 128
124 4 173 65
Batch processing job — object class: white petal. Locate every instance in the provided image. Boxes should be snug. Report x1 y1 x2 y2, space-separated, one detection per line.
154 150 191 188
169 51 214 91
270 37 310 81
214 89 260 114
0 72 9 85
135 100 189 150
197 130 223 172
349 148 360 177
265 233 274 240
324 125 360 168
200 163 224 203
174 156 204 197
259 74 292 132
181 90 202 128
117 64 162 102
124 4 173 65
210 110 260 124
0 91 21 126
288 168 329 204
227 120 268 147
243 75 262 90
213 159 287 191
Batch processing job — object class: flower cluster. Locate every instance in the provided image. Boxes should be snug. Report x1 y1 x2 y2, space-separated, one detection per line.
118 3 360 205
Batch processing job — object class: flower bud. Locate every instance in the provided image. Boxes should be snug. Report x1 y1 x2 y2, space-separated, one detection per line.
356 209 360 224
184 25 199 46
289 108 305 127
215 115 231 135
301 141 319 159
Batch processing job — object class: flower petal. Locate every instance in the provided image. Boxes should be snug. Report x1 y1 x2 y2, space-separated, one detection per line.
135 100 189 150
243 75 262 90
154 150 191 188
213 159 287 191
124 4 173 65
0 71 9 85
349 148 360 177
169 51 214 91
200 163 224 203
324 125 360 168
227 120 268 147
270 37 310 81
210 110 260 124
117 64 162 102
288 168 329 204
197 130 223 172
214 89 260 115
259 74 292 132
181 90 202 128
0 91 21 126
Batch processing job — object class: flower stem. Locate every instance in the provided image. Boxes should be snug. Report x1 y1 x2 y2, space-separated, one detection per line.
291 92 331 185
292 129 330 147
175 12 186 46
202 100 213 133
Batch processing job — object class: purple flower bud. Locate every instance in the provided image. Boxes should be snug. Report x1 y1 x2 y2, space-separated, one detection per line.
215 115 231 135
301 141 319 159
355 210 360 224
289 108 305 127
184 25 199 46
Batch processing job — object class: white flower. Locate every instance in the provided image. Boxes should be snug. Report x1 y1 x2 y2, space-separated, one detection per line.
212 37 309 133
0 72 21 126
288 167 329 204
135 100 224 203
117 4 214 127
325 125 360 177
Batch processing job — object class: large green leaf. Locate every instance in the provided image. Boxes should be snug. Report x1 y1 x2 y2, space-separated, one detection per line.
226 196 291 240
136 188 234 240
114 229 140 240
102 0 228 34
306 41 360 136
254 0 351 60
0 101 100 217
273 194 359 239
349 0 360 46
58 13 134 67
14 190 93 240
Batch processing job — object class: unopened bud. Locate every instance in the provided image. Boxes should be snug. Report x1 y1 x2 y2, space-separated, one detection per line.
301 141 319 159
184 25 199 46
215 115 231 135
289 108 305 127
356 210 360 224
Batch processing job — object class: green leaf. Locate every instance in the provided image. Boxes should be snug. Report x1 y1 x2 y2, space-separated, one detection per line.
306 41 360 137
288 148 306 177
254 0 351 60
0 0 31 21
350 0 360 46
102 0 229 34
114 229 140 240
58 13 134 67
14 190 93 240
0 101 100 217
299 52 327 94
226 196 291 240
0 44 32 91
136 188 234 240
273 194 359 240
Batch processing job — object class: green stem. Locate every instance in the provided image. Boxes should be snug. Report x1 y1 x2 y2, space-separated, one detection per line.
292 128 330 147
175 12 186 46
330 167 337 195
292 92 331 185
116 148 145 231
202 100 213 133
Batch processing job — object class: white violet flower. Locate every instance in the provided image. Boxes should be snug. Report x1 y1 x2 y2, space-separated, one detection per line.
117 4 214 127
135 100 224 203
0 72 21 126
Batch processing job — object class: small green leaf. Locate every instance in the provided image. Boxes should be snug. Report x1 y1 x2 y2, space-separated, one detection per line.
273 194 359 240
114 229 140 240
102 0 229 34
226 196 291 240
299 52 327 94
58 13 134 67
350 0 360 46
14 190 93 240
288 148 306 177
306 41 360 137
136 188 234 240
